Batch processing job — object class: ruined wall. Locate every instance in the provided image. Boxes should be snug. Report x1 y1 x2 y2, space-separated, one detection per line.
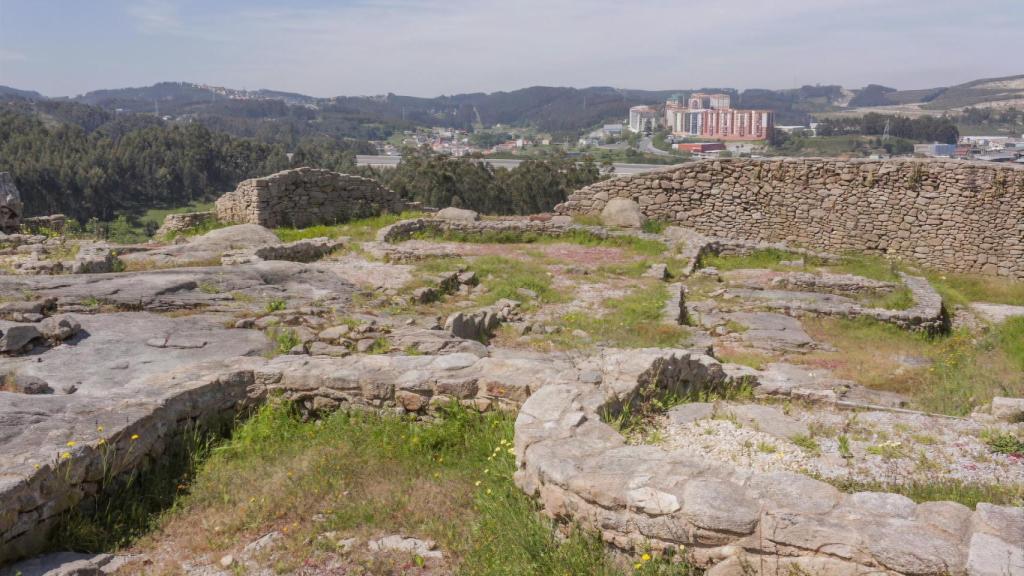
557 158 1024 279
215 167 402 228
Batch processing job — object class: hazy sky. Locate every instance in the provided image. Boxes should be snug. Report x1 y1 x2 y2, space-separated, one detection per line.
1 0 1022 98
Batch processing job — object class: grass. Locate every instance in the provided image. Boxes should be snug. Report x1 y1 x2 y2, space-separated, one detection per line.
274 211 426 243
468 255 567 308
799 316 1024 416
863 286 915 310
698 248 809 272
715 348 772 370
79 403 693 574
924 271 1024 307
824 477 1023 509
138 201 216 230
555 282 689 349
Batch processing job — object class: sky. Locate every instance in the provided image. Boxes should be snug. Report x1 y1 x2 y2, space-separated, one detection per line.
1 0 1022 98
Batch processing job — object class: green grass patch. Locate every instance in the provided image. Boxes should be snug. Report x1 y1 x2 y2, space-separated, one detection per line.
800 317 1024 416
924 271 1024 307
641 220 668 234
558 282 688 349
138 201 215 230
89 403 691 574
824 477 1023 508
469 255 567 307
698 248 809 272
823 253 901 282
863 286 915 310
275 211 426 243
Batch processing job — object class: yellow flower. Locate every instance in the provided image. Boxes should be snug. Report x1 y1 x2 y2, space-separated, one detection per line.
641 553 651 562
484 468 489 475
507 447 515 454
97 438 106 446
131 434 140 441
97 425 104 433
678 544 686 551
60 452 71 459
634 563 642 570
474 480 481 486
486 488 492 495
66 441 77 447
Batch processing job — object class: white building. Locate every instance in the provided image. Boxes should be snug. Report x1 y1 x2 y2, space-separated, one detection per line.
628 106 658 133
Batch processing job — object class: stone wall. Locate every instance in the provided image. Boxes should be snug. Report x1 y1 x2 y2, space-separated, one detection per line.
215 167 402 229
154 211 216 238
513 348 1023 576
556 158 1024 279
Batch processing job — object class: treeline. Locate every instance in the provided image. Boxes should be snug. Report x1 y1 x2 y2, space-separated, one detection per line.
0 109 366 221
0 104 603 225
374 148 602 215
815 113 959 143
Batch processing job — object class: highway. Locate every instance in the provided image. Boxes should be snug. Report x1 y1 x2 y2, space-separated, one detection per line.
355 155 677 175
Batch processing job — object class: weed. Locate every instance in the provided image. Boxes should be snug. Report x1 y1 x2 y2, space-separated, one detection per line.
981 430 1024 456
641 220 668 234
197 281 221 294
267 328 301 356
866 441 907 460
791 434 820 455
837 435 853 459
756 441 777 454
265 298 287 313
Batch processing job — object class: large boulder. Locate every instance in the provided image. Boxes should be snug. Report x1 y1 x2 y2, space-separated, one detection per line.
435 207 479 222
600 198 645 228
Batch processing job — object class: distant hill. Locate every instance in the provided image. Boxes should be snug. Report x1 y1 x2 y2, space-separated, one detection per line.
0 85 45 101
3 76 1019 142
847 75 1024 110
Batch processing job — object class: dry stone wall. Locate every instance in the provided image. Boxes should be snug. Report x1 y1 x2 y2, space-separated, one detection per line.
557 158 1024 279
514 348 1023 576
215 167 402 228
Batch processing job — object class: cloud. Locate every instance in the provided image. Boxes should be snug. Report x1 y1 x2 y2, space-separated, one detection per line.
127 0 184 35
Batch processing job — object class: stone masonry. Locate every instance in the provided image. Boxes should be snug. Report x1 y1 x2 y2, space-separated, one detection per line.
215 167 403 228
556 158 1024 279
514 348 1023 576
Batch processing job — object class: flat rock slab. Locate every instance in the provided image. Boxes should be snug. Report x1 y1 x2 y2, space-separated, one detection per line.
725 312 817 353
0 260 354 312
970 302 1024 324
120 224 281 267
725 288 859 307
0 312 268 473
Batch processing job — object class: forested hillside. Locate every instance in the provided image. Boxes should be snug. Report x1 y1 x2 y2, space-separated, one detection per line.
0 107 364 221
0 101 602 226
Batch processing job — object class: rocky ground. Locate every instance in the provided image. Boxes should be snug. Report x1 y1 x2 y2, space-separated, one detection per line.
1 207 1022 575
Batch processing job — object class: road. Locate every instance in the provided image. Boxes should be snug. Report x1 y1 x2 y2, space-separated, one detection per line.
639 136 672 157
355 155 677 175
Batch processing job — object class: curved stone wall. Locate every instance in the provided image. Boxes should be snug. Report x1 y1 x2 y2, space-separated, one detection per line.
513 348 1023 576
556 159 1024 279
215 167 403 229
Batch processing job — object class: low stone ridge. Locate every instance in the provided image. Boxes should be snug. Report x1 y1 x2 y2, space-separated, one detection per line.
513 348 1022 576
215 167 403 229
557 158 1024 279
0 260 354 312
